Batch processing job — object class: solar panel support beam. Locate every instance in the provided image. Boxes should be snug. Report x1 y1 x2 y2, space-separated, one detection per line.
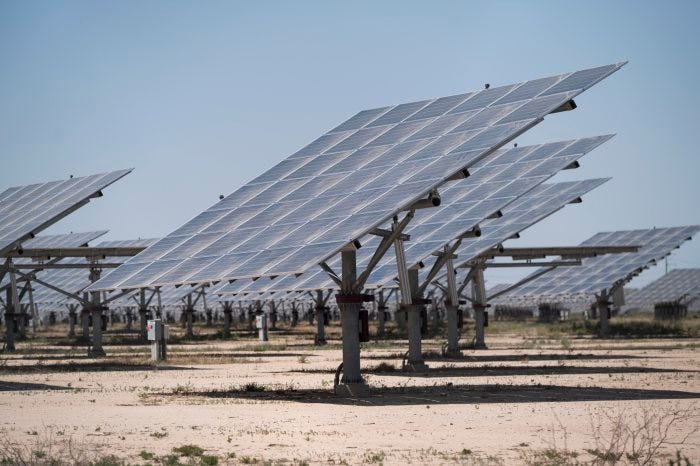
335 246 369 397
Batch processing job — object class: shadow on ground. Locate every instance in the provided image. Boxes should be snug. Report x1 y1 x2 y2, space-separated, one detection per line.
291 365 691 378
158 383 700 406
0 362 198 375
363 353 656 362
0 380 71 392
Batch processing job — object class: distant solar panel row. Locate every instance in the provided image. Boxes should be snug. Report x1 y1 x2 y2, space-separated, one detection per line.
90 63 626 292
0 170 132 255
503 226 700 296
629 268 700 304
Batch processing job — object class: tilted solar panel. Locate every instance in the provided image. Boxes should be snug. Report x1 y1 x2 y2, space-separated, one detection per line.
0 170 132 255
504 226 700 297
89 63 625 292
628 268 700 304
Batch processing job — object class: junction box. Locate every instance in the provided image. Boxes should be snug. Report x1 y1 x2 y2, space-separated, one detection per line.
147 319 169 361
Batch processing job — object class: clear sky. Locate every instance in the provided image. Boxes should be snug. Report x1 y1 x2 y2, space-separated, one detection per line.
1 0 698 289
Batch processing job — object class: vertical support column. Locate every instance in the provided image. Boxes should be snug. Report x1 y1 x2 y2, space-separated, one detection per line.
4 276 17 352
138 289 148 341
269 301 277 330
445 253 461 356
598 289 610 337
315 290 326 345
125 308 133 331
291 302 299 327
222 303 232 338
68 305 77 337
81 292 90 341
89 268 106 357
203 291 212 327
336 246 367 396
185 294 194 339
472 265 487 349
27 284 37 333
377 290 386 338
394 227 427 372
405 268 428 371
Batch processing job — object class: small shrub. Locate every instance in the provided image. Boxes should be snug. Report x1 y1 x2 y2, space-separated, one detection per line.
173 444 204 457
139 450 155 460
243 382 266 392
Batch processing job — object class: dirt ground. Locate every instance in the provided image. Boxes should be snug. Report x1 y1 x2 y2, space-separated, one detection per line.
0 319 698 465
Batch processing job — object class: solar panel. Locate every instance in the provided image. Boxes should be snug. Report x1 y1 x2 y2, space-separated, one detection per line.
0 170 132 255
22 231 109 249
213 145 610 297
627 268 700 304
89 63 625 292
503 226 700 298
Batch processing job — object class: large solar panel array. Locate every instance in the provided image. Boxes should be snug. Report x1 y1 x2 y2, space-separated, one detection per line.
0 170 132 255
628 268 700 304
89 63 626 292
213 177 609 299
28 238 159 308
501 226 700 297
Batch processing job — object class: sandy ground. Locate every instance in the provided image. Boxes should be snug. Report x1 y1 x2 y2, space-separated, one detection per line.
0 321 698 465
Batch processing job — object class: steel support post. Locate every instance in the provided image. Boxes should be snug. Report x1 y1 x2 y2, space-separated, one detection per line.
81 299 90 341
377 290 387 338
185 294 194 339
89 268 105 357
336 247 368 396
68 306 77 337
445 254 461 356
4 284 15 352
598 289 610 337
139 289 148 341
406 268 428 371
223 304 232 338
315 290 326 345
472 265 487 349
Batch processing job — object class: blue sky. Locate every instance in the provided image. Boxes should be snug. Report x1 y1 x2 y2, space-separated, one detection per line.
1 1 698 289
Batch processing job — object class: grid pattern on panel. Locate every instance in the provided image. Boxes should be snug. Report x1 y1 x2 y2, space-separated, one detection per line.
503 226 700 298
627 268 700 304
215 139 611 297
0 170 132 255
89 63 625 292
